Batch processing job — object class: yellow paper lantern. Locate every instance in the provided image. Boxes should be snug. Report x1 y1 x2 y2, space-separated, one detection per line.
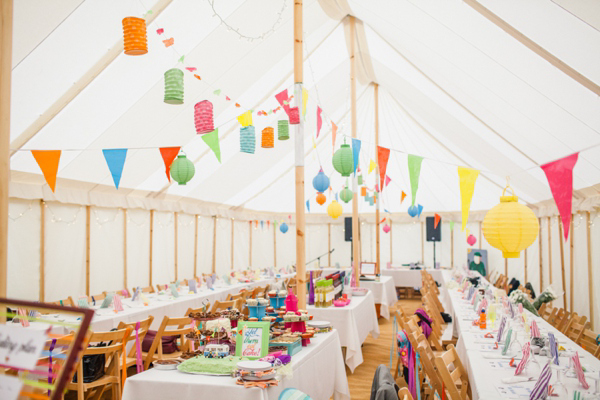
327 200 343 219
482 187 539 258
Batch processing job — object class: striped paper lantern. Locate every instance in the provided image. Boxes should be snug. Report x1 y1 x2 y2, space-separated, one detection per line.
122 17 148 55
278 120 289 140
240 126 256 154
288 107 300 124
164 68 184 104
194 100 214 134
261 127 274 148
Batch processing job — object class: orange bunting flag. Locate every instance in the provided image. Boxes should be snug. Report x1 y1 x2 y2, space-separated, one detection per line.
162 38 174 47
331 122 338 149
159 147 180 182
434 213 441 229
380 217 386 224
31 150 61 192
401 191 407 204
377 146 390 193
235 103 241 107
193 74 201 80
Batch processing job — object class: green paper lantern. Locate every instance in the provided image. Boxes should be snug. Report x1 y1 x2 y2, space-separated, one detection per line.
332 143 354 177
170 154 195 185
357 174 363 185
277 120 289 140
340 187 353 203
164 68 184 104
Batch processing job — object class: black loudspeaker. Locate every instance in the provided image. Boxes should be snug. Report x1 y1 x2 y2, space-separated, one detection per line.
344 217 352 242
426 216 441 242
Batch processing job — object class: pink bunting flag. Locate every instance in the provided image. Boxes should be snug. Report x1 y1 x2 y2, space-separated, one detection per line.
385 175 391 187
571 352 590 389
156 28 164 35
531 320 541 338
186 67 197 72
316 106 322 138
541 153 578 240
514 342 531 375
275 89 292 116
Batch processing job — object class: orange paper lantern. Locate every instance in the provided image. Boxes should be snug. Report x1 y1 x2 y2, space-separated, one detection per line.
316 193 326 205
122 17 148 55
361 187 367 196
261 127 274 148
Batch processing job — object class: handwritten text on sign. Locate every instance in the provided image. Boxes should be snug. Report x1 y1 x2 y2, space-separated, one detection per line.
242 327 263 358
0 324 47 370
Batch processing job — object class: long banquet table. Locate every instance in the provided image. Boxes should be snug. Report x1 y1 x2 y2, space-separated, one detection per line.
382 267 445 288
359 275 397 319
439 270 600 399
307 290 380 372
122 329 351 400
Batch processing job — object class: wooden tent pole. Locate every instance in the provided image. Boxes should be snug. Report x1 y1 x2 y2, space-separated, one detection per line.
586 212 594 329
149 210 154 286
40 200 45 301
548 217 553 285
212 216 217 274
524 247 528 285
569 215 574 313
327 223 331 267
0 0 12 313
504 259 507 278
249 221 253 267
193 215 198 278
349 16 360 288
374 83 380 274
231 218 235 270
538 218 543 293
123 209 127 290
86 206 91 296
558 219 567 308
294 0 307 307
174 212 178 281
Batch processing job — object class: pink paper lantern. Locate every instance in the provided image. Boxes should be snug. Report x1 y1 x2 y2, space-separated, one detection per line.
467 234 477 246
288 107 300 124
383 224 390 233
194 100 214 134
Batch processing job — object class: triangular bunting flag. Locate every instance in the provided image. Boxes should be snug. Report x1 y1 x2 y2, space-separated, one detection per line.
385 175 391 187
237 111 252 127
458 167 479 231
159 147 180 182
417 204 424 217
275 89 291 115
213 89 221 95
201 129 221 162
408 154 424 206
377 146 390 193
434 213 441 229
351 138 361 175
306 200 310 212
316 106 323 138
368 159 376 174
302 88 308 118
31 150 61 192
102 149 127 189
401 191 407 204
331 122 338 149
541 153 578 240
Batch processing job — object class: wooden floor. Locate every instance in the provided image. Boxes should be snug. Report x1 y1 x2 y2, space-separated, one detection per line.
345 299 421 399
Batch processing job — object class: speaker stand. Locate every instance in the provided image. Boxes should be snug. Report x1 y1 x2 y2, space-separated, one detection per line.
433 241 436 269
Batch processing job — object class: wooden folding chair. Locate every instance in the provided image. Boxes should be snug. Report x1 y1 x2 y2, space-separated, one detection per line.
67 327 131 400
135 285 155 294
88 292 107 304
413 333 445 398
210 300 237 313
579 328 600 359
51 296 75 307
435 344 471 400
226 292 246 303
398 387 414 400
156 284 169 292
184 304 212 317
563 314 589 342
554 309 572 332
144 316 192 369
117 316 154 373
538 303 553 321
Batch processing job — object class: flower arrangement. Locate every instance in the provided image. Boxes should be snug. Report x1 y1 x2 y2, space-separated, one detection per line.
509 289 539 317
532 286 558 310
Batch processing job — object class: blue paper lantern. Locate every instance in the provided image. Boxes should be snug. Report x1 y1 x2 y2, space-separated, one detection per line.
407 204 418 218
312 169 330 193
280 223 289 234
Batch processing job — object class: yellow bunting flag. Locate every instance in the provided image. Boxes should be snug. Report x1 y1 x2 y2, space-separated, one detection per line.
237 111 252 127
458 166 479 231
368 159 377 174
31 150 61 192
302 88 308 118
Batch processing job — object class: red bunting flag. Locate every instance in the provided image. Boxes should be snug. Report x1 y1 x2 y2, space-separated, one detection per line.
159 147 180 182
31 150 61 192
316 106 323 138
541 153 578 240
377 146 390 193
434 213 441 229
385 175 391 187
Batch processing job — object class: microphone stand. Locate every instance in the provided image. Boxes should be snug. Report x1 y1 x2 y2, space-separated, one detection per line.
304 248 335 269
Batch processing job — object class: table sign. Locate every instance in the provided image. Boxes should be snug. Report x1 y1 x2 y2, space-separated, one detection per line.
501 328 513 355
188 279 197 294
169 283 180 298
496 384 532 399
140 293 149 306
0 324 46 370
496 316 507 342
131 287 141 302
529 361 552 400
100 292 114 308
571 352 590 389
235 321 270 359
207 276 214 290
113 294 124 312
548 333 559 365
515 342 531 375
77 296 90 309
0 375 24 400
222 274 231 285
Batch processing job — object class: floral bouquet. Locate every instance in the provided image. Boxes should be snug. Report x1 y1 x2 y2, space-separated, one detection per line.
532 286 558 310
509 289 539 317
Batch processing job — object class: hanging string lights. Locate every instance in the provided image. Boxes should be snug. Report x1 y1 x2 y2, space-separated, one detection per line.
163 68 184 104
122 17 148 55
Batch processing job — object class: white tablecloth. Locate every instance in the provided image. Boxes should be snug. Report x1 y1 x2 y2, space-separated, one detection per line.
122 330 350 400
443 273 600 399
307 291 380 372
360 276 397 319
382 267 445 288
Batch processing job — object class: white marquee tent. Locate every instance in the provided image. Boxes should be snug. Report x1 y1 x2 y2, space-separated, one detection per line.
4 0 600 326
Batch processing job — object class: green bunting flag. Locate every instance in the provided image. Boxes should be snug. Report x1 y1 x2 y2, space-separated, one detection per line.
201 129 221 162
408 154 423 206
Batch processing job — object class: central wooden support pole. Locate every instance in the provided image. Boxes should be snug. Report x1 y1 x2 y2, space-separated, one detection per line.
538 218 543 293
349 16 359 287
174 212 178 281
85 206 91 296
294 0 307 307
374 83 381 274
558 219 567 308
212 216 217 274
149 210 154 286
40 201 45 301
123 209 127 290
0 0 12 315
586 212 594 329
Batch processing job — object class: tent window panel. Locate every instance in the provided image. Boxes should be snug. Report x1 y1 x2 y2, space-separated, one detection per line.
306 224 328 269
127 209 150 289
233 220 249 270
152 211 175 287
276 224 295 268
330 223 351 268
215 218 232 275
90 207 124 295
177 214 196 281
197 216 214 275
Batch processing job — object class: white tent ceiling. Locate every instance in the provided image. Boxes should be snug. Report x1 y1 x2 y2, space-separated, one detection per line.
8 0 600 217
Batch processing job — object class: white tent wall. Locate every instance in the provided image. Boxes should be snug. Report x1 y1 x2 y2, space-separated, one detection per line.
176 213 196 281
330 223 350 268
197 216 214 275
251 224 274 269
215 217 232 275
306 224 328 269
90 207 124 295
233 220 249 270
126 209 150 289
360 222 373 263
7 199 40 301
391 222 421 265
275 223 295 268
152 211 175 286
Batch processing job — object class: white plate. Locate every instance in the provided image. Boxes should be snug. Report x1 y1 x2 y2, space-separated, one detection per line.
307 320 331 328
242 373 276 381
153 360 180 370
236 360 272 372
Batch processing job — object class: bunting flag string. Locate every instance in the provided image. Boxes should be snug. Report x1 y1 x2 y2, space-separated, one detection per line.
351 139 361 176
434 213 441 229
541 153 579 240
408 154 423 206
368 159 376 174
331 122 338 150
201 129 221 163
377 146 390 193
316 106 323 138
458 167 479 231
102 149 128 189
159 147 180 182
31 150 61 192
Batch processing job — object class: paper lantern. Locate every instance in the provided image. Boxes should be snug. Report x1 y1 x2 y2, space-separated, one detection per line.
280 223 289 234
483 188 539 258
332 143 354 177
316 192 326 205
340 187 353 203
278 120 289 140
383 224 390 233
170 154 195 185
194 100 214 134
122 17 148 55
261 127 274 148
164 68 184 104
361 187 367 197
327 200 343 219
467 234 477 246
289 107 300 124
312 169 330 193
240 126 255 154
407 204 418 217
357 175 363 185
